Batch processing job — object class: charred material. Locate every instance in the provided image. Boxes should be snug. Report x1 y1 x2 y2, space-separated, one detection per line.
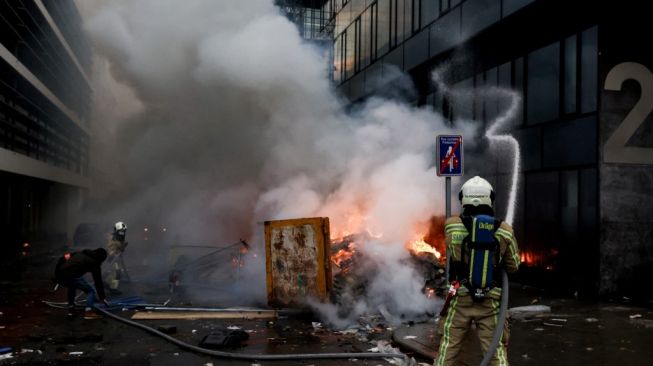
168 240 249 293
329 232 446 316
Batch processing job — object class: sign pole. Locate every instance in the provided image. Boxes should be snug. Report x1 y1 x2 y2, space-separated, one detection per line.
437 134 462 286
445 176 451 284
445 176 451 218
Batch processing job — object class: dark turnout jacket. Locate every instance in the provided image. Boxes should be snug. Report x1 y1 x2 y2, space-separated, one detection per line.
54 249 107 300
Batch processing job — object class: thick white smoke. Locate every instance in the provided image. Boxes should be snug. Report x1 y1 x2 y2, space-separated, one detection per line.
80 0 478 321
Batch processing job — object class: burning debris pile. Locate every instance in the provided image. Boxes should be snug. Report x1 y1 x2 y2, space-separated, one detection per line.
327 216 448 324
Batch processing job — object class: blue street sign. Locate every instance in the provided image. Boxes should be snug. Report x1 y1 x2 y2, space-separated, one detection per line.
437 135 463 176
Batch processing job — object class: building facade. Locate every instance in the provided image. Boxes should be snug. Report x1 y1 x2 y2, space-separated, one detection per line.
0 0 91 251
326 0 653 300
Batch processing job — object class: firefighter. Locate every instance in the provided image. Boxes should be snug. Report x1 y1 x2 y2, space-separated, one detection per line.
106 221 129 291
53 248 109 319
435 176 520 366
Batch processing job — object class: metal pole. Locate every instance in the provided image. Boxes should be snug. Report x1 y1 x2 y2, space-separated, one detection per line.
445 177 451 284
445 177 451 218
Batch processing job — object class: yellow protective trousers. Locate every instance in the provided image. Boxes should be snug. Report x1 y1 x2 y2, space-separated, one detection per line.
106 256 124 290
436 294 510 366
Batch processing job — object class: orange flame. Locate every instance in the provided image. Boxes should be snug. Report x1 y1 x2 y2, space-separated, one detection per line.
331 242 356 267
519 250 554 268
406 234 442 259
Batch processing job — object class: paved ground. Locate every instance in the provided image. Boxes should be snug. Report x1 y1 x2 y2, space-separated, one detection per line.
394 300 653 365
2 245 653 365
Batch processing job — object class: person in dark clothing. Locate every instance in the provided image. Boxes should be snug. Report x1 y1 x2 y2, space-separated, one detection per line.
54 248 109 319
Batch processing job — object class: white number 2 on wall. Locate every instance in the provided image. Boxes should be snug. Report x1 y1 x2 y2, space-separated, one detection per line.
603 62 653 164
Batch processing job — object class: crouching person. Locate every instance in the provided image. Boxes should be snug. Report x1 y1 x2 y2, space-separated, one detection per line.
54 248 109 319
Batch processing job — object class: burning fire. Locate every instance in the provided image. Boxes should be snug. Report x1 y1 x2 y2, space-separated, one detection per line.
406 234 442 259
329 215 446 266
331 242 356 267
520 249 556 270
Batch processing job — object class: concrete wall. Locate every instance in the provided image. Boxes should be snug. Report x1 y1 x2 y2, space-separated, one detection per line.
599 8 653 299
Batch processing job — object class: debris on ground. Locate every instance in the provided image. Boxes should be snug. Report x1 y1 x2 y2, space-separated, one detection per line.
508 305 551 320
365 340 414 366
585 318 599 322
199 329 250 349
629 314 642 319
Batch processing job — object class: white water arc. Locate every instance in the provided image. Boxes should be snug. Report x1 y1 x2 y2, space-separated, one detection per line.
432 71 522 226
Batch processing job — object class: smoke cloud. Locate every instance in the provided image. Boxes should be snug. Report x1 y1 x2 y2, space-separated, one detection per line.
80 0 479 322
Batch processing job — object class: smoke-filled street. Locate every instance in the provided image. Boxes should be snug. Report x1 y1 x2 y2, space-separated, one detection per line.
1 0 653 365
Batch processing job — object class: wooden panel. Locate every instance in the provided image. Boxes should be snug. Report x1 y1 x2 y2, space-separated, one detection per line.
264 217 332 307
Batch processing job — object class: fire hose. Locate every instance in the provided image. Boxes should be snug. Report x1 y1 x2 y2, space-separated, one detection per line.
92 305 410 363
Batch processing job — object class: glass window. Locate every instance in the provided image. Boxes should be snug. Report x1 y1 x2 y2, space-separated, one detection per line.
525 171 559 267
527 42 560 124
498 61 511 115
396 0 406 44
334 34 342 83
461 0 501 39
560 170 578 238
453 77 473 121
485 67 498 122
564 35 577 114
350 0 365 18
435 89 444 114
412 0 420 32
404 0 413 38
498 62 511 87
441 0 450 13
514 57 524 124
579 168 597 231
515 127 541 170
355 18 362 71
377 0 390 56
345 26 356 79
370 2 377 60
390 0 397 47
429 6 461 56
361 10 371 68
581 26 598 113
542 116 597 167
503 0 535 17
335 1 351 36
421 0 439 26
474 73 484 121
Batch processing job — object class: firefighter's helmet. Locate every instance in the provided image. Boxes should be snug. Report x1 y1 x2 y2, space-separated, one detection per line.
114 221 127 233
459 176 495 207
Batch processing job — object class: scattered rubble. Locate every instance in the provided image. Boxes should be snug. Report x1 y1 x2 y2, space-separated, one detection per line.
508 305 551 320
199 328 250 348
